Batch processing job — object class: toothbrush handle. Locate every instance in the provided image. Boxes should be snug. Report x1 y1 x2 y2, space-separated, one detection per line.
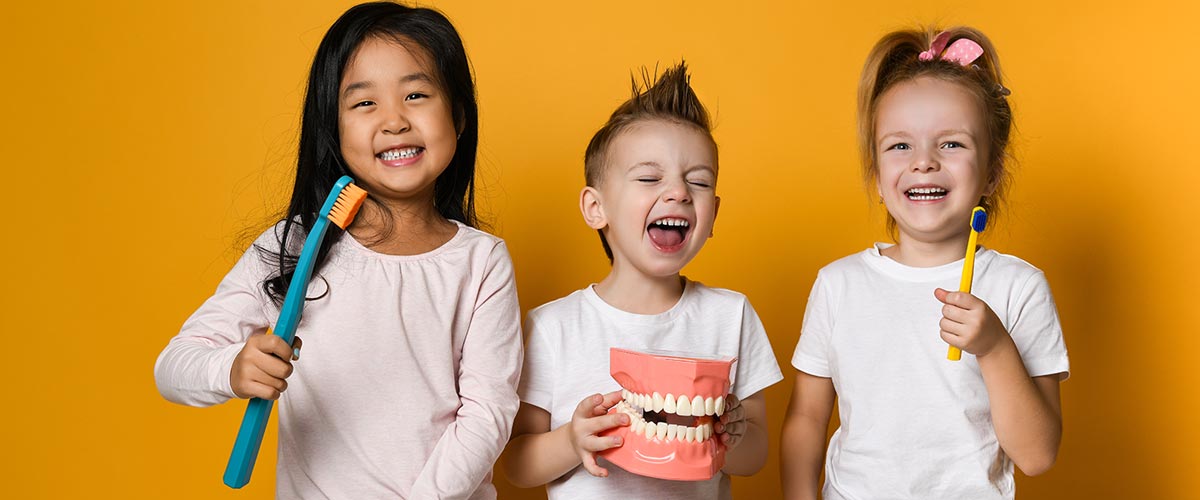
223 397 275 488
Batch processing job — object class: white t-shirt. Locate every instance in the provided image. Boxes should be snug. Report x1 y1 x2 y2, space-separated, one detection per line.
519 279 783 500
155 221 523 499
792 244 1070 500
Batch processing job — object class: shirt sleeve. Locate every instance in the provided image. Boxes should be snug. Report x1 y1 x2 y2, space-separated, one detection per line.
731 297 784 400
409 241 524 499
516 306 557 412
1007 270 1070 380
792 271 835 377
153 241 274 407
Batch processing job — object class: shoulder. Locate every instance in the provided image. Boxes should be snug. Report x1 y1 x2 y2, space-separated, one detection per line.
527 288 590 323
981 248 1048 285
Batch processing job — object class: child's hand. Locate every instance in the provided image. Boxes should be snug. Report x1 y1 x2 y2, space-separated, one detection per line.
230 333 303 400
934 288 1009 357
715 394 746 449
565 391 629 477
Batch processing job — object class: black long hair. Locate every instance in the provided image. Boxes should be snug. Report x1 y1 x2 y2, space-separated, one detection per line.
260 1 480 303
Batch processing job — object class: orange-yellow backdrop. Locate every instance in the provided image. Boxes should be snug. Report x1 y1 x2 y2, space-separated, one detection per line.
2 0 1196 498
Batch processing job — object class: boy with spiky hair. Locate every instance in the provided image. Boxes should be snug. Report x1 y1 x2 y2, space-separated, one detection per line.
502 62 782 498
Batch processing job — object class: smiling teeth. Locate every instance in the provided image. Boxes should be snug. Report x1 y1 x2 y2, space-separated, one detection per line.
379 147 421 160
651 218 689 228
906 187 947 200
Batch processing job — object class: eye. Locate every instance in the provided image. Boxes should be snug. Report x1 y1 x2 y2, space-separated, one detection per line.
351 100 375 109
405 92 428 101
636 177 659 184
941 141 966 149
688 179 712 188
886 142 910 151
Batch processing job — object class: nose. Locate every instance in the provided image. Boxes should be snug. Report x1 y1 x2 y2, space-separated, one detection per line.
912 149 940 173
382 104 410 134
662 178 692 204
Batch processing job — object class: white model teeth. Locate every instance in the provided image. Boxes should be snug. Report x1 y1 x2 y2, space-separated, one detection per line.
622 392 721 416
614 401 715 443
651 217 689 228
379 147 421 160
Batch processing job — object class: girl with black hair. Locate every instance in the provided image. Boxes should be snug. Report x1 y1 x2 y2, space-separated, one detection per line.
155 3 522 497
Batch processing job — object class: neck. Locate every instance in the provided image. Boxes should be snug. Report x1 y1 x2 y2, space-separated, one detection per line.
347 192 457 256
594 262 685 315
882 230 974 267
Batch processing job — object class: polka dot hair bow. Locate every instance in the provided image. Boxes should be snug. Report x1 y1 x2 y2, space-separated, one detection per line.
918 31 984 66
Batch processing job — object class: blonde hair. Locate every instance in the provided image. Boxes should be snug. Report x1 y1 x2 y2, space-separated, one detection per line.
857 26 1014 236
584 61 715 261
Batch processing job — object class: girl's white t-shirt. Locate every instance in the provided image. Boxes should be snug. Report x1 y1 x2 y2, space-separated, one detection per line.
792 244 1069 500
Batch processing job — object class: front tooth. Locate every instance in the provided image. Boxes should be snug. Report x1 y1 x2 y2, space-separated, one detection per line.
704 397 715 415
685 426 696 442
656 422 668 440
715 396 725 417
676 394 692 416
644 421 655 439
667 424 678 441
691 396 704 415
652 392 664 412
664 394 676 413
634 420 646 435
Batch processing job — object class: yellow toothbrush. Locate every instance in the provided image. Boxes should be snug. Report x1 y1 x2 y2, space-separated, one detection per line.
948 206 987 361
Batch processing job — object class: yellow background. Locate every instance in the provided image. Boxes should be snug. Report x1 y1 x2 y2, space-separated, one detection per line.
2 0 1196 498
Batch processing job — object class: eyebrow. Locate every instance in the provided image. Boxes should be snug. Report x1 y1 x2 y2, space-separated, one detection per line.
626 161 662 172
341 73 434 99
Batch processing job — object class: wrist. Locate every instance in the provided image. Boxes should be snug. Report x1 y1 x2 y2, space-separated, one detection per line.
976 334 1017 364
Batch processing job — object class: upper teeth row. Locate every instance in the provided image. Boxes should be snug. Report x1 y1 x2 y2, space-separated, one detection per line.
380 147 421 160
653 218 689 227
623 389 725 417
907 187 946 194
614 401 715 443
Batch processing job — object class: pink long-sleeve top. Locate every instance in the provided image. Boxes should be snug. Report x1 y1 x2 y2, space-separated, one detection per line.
155 221 523 498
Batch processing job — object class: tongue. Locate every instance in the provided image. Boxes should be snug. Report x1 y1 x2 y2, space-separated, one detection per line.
648 227 684 248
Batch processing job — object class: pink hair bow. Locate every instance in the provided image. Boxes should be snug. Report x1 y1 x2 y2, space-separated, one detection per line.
918 31 984 66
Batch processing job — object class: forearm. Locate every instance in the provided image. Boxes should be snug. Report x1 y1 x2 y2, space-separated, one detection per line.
502 424 581 488
154 339 243 406
977 337 1062 475
780 415 826 500
722 418 769 476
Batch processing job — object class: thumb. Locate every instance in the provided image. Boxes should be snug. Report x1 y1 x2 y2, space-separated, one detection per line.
933 287 951 303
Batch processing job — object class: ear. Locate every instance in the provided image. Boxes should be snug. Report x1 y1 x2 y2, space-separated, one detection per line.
983 168 1000 197
580 186 607 230
710 196 721 238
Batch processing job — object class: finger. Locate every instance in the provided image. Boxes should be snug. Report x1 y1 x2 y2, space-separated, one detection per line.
245 381 282 401
578 412 629 436
252 366 289 393
264 335 295 361
940 329 965 348
591 391 624 416
575 394 605 419
941 303 971 323
291 336 303 360
256 353 294 380
934 287 951 303
939 317 966 337
723 393 740 413
580 433 624 453
581 454 609 478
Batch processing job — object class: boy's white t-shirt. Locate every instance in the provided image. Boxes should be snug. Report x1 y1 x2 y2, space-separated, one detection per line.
792 244 1070 500
520 279 784 500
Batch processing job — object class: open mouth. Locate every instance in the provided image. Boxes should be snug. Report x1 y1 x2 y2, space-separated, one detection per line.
613 390 721 443
377 146 424 162
647 217 691 251
905 186 948 201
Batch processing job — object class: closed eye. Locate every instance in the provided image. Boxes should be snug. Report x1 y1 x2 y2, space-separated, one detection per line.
688 180 712 188
637 177 659 184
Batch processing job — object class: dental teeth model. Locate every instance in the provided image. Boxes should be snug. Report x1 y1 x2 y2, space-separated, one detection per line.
598 348 736 481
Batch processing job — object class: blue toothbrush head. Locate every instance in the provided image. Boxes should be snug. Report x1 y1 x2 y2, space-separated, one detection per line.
971 207 988 233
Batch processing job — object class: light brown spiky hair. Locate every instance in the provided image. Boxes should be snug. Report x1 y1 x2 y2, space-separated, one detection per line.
858 26 1014 237
583 61 716 262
